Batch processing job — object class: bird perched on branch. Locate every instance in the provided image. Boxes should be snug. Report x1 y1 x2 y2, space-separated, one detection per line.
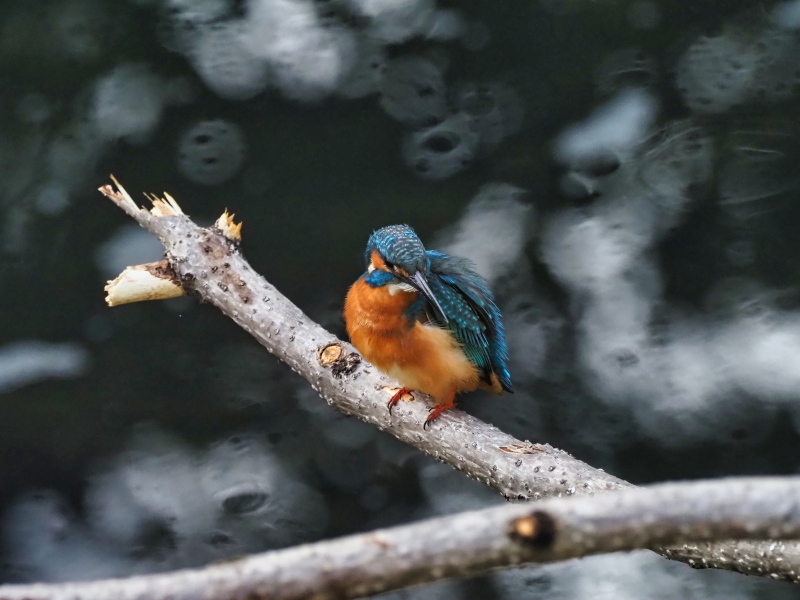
344 224 512 428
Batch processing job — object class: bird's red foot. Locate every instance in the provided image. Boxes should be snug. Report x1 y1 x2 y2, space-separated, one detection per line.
423 402 456 430
387 387 413 415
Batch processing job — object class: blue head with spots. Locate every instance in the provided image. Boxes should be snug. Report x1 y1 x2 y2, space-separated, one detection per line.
363 224 448 322
365 224 427 277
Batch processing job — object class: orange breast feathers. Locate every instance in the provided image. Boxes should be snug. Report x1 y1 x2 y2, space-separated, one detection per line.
344 277 481 406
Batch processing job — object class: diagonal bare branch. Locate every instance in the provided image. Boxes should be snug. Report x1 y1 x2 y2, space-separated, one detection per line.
87 179 800 584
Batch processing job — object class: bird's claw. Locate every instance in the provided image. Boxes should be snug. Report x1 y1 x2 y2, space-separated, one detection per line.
387 387 413 415
423 403 455 430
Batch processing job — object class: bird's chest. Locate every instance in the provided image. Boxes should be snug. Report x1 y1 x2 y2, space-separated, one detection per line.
344 279 422 366
344 278 479 394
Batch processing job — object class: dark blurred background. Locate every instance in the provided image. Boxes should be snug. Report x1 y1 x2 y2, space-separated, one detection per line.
2 0 800 597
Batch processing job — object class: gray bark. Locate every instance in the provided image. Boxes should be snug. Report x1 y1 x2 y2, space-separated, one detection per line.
2 477 800 600
85 182 800 584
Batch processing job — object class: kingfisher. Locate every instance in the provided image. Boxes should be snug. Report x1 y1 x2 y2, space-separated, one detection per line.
344 224 513 428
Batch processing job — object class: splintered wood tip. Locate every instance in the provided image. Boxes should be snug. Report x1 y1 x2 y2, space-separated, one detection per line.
98 175 139 213
147 191 185 217
104 261 185 307
215 210 243 242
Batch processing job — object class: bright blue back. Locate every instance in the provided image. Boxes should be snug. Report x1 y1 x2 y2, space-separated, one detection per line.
423 250 513 392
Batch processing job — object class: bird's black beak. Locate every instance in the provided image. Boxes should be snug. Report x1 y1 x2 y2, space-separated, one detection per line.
406 272 448 324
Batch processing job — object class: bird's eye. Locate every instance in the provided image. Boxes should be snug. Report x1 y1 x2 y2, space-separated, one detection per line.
384 259 397 271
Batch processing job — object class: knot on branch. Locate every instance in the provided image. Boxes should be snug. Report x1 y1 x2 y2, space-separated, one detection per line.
317 342 361 378
508 510 557 549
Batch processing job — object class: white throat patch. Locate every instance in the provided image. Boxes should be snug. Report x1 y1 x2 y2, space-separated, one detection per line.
387 282 416 295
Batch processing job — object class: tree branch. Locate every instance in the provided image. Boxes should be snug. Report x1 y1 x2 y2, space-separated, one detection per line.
81 178 800 584
2 477 800 600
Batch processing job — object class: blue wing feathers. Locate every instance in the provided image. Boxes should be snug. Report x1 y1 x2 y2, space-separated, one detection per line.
424 250 513 393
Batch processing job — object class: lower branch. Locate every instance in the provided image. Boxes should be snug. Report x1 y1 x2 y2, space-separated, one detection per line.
90 179 800 582
1 478 799 600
